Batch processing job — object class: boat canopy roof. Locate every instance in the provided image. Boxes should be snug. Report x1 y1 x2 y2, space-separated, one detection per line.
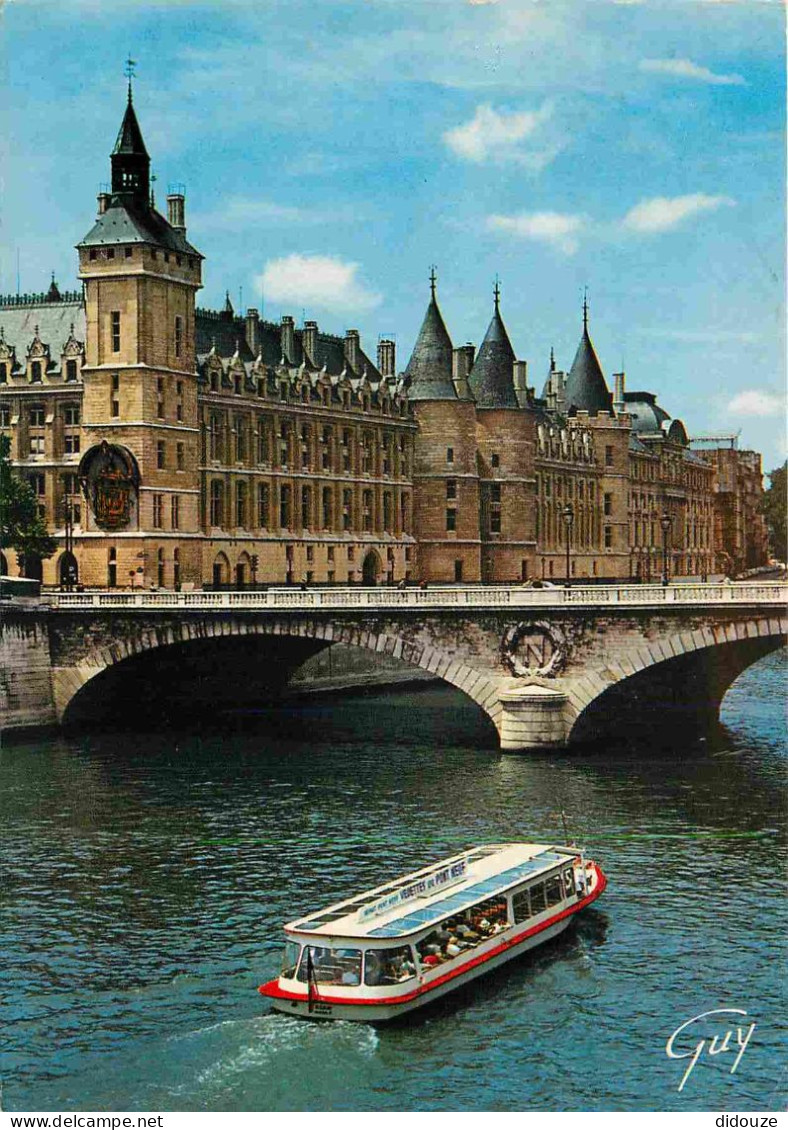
286 842 577 940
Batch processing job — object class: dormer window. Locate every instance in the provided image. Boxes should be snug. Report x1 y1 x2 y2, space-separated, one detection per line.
234 374 242 395
31 361 42 383
0 363 6 384
210 371 218 392
66 360 77 382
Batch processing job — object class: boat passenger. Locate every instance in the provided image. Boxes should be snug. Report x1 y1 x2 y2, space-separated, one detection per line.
421 953 441 967
445 938 462 958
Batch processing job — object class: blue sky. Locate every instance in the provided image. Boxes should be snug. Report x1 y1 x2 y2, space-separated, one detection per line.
2 0 785 470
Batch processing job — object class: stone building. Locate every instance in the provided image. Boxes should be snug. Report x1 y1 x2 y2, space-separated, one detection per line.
0 87 415 589
689 435 770 575
407 285 720 583
0 86 766 587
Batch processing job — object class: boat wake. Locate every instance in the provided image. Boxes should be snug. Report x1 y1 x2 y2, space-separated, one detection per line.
167 1014 379 1102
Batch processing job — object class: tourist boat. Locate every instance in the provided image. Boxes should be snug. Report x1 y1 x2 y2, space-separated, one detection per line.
258 842 607 1022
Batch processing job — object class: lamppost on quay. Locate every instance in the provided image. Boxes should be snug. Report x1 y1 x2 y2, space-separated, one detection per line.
562 503 574 587
660 511 672 587
60 501 77 591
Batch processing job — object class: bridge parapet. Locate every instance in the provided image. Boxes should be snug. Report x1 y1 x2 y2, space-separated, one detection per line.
45 582 788 613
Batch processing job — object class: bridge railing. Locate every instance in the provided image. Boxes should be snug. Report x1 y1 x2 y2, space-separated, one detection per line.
44 582 788 612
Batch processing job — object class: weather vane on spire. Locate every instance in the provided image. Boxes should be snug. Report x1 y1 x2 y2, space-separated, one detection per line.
582 286 589 330
429 265 437 300
125 56 137 101
493 275 501 311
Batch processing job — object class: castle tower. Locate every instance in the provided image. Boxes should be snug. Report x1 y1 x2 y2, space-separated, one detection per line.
469 283 537 582
75 76 204 588
563 294 613 416
406 270 481 582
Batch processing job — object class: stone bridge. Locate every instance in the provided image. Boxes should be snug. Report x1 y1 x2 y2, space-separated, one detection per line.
2 583 786 752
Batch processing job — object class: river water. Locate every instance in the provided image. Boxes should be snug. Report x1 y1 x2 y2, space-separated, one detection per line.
1 651 785 1112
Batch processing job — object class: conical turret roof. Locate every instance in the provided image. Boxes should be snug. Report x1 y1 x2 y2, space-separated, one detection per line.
112 95 149 158
405 278 456 400
563 303 612 415
469 291 518 408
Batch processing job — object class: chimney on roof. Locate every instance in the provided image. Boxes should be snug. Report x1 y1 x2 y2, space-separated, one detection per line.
167 191 186 235
245 308 260 356
613 371 626 414
344 329 360 371
377 338 396 377
281 315 295 364
303 320 319 365
452 344 475 399
513 360 529 408
97 191 111 215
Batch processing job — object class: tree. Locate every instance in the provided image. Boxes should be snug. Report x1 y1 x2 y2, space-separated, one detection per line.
761 460 787 563
0 435 57 574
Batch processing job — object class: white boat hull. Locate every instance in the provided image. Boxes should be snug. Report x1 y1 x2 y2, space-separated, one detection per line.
268 912 576 1022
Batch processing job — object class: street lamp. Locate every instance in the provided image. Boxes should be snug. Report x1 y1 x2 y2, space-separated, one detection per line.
60 500 76 590
660 511 672 587
562 503 574 587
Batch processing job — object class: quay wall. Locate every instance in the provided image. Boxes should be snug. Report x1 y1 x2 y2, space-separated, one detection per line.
0 606 57 736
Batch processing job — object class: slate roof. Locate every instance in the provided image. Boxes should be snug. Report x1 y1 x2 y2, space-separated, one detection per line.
404 296 456 400
469 301 517 408
78 203 201 256
112 98 149 157
196 311 383 380
623 391 671 435
0 300 86 371
564 325 612 415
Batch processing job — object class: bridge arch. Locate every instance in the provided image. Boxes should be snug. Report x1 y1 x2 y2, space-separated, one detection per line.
53 613 504 731
566 614 787 745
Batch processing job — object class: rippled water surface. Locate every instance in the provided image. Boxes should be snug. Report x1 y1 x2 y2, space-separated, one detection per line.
1 651 786 1112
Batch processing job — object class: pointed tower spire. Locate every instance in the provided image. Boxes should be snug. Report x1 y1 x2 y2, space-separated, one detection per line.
550 345 556 372
563 296 613 416
468 284 518 408
111 60 150 208
405 270 456 400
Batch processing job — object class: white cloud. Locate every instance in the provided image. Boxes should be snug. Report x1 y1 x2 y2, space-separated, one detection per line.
193 197 318 231
256 254 382 315
639 58 746 86
486 211 585 255
622 193 735 233
727 390 783 418
443 102 558 168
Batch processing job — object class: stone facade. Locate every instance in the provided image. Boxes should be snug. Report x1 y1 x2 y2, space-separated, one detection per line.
689 436 770 575
0 89 768 588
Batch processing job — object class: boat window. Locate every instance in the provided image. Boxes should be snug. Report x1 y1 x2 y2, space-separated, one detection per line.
512 889 531 923
415 897 511 967
545 875 563 908
296 945 362 986
281 941 301 979
563 868 574 897
530 882 547 914
364 946 417 985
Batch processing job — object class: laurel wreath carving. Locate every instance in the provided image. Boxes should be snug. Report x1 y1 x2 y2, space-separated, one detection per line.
501 621 567 679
